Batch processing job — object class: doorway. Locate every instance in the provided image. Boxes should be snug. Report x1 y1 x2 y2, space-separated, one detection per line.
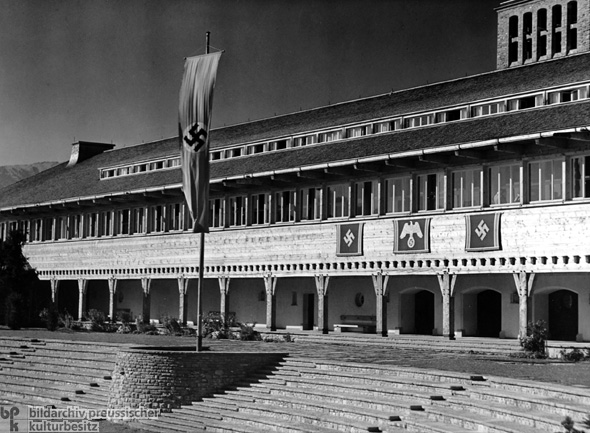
302 293 315 330
414 290 435 335
549 290 578 341
477 290 502 338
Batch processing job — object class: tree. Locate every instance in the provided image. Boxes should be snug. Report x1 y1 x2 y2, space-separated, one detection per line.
0 229 42 328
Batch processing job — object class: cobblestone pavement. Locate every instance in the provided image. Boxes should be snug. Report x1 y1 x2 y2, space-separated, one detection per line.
1 328 589 389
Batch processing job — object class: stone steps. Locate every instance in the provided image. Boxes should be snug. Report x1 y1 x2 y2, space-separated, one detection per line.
289 334 523 355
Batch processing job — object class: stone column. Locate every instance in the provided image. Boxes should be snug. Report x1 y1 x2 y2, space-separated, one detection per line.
141 277 152 324
108 277 118 321
177 276 189 325
218 276 231 322
50 277 60 306
314 274 330 334
264 274 278 331
372 272 390 337
77 279 88 320
513 271 535 339
437 272 457 340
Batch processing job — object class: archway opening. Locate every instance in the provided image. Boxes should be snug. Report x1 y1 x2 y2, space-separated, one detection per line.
549 290 578 341
477 290 501 338
414 290 434 335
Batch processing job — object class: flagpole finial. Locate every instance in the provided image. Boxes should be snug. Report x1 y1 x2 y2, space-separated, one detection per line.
206 32 210 54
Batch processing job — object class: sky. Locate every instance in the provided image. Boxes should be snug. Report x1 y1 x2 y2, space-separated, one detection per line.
0 0 501 166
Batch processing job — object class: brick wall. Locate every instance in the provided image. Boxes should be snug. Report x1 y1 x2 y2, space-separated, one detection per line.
497 0 590 69
107 347 287 412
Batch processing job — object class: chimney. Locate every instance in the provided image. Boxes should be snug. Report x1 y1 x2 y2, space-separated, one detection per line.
67 141 115 167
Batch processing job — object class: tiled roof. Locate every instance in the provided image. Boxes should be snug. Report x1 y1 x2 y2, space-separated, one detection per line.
210 52 590 148
3 53 590 210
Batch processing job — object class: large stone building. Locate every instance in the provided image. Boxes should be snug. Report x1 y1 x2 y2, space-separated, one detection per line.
1 0 590 341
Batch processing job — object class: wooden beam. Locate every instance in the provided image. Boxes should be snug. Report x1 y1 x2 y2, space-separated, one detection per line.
535 137 569 149
297 170 324 180
493 143 524 155
324 167 352 177
353 162 383 173
385 159 415 169
454 149 483 160
419 154 449 165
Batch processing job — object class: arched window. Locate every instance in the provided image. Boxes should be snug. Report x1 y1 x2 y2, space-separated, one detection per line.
537 9 548 57
552 5 563 54
509 15 519 64
567 1 578 51
523 12 533 60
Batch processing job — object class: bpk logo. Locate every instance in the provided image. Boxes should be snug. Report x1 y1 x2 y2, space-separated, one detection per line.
1 406 20 432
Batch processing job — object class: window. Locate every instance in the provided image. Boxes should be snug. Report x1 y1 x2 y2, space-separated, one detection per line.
71 215 82 239
327 184 350 218
354 180 379 216
403 114 433 129
435 109 464 124
471 102 505 117
247 144 265 155
270 140 289 150
229 196 246 227
101 211 112 236
452 168 482 208
523 12 533 60
210 151 222 161
509 15 519 64
133 208 145 233
116 209 130 235
417 173 445 211
571 155 590 198
548 86 587 104
225 148 243 158
553 5 563 54
166 203 183 231
529 159 563 201
345 126 371 138
374 120 397 133
150 205 163 232
318 131 341 143
567 1 578 52
385 176 411 214
300 187 322 221
251 193 269 225
538 9 548 57
209 198 225 228
507 94 542 111
275 190 296 223
87 213 99 237
490 164 521 204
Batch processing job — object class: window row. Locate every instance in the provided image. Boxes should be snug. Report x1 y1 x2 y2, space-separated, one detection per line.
97 80 590 182
508 1 578 64
206 83 590 163
7 155 590 242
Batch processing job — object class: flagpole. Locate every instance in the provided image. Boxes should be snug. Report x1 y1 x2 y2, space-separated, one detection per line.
196 31 211 352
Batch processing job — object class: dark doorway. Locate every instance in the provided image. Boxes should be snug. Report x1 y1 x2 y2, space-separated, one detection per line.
549 290 578 341
302 293 315 330
477 290 502 338
414 290 434 335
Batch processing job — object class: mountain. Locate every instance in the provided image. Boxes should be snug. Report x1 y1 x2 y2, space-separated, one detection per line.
0 162 60 190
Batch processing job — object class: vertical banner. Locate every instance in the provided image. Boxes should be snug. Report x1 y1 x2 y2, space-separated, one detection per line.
393 217 431 253
466 213 501 251
336 223 364 256
179 51 222 233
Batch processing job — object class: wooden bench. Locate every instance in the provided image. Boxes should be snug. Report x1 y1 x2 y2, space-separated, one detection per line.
334 315 377 333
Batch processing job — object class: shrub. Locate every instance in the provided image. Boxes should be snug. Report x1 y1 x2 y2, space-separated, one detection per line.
135 317 157 334
519 320 548 358
39 304 59 331
560 414 590 432
4 292 25 330
85 309 106 331
239 323 261 341
202 312 234 339
561 348 590 362
117 311 133 324
58 311 75 330
161 316 182 335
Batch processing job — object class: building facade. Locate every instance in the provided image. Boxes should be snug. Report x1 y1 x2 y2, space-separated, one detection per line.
1 0 590 341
